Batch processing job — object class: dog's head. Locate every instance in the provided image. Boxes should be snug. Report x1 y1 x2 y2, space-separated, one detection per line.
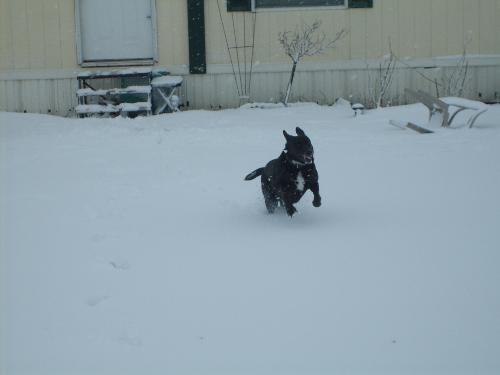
283 127 314 165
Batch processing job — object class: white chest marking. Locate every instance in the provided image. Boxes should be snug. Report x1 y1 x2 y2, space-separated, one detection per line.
296 172 305 192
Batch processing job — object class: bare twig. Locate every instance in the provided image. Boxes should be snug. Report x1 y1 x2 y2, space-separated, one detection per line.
278 20 347 105
397 43 471 98
368 40 397 108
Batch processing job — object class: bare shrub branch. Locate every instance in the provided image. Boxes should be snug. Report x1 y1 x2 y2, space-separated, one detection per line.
278 20 347 105
368 40 397 108
397 42 471 98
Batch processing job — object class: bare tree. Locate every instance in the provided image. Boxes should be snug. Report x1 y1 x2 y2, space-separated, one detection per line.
278 20 346 106
368 41 397 108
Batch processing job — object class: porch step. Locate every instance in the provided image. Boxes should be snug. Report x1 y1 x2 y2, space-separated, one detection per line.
75 104 118 114
77 86 152 97
76 102 151 115
118 102 152 112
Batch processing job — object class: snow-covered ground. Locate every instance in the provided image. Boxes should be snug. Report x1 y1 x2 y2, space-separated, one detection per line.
1 102 499 375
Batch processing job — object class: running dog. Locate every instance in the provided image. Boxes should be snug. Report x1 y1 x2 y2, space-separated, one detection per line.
245 127 321 217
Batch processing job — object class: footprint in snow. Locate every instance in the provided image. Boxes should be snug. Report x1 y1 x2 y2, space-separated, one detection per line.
118 334 143 347
109 260 131 270
90 233 107 243
85 295 109 307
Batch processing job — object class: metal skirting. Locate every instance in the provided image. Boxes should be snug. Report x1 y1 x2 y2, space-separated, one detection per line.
0 78 79 116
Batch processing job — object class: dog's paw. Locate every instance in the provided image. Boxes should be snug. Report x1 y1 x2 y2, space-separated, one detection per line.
313 198 322 207
286 206 297 217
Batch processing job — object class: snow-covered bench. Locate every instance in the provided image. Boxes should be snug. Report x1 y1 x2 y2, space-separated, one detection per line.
405 89 488 128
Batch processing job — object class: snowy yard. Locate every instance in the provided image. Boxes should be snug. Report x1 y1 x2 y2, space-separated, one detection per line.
1 102 500 375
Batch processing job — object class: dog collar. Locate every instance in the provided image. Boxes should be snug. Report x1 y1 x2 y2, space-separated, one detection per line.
283 151 312 168
291 160 306 167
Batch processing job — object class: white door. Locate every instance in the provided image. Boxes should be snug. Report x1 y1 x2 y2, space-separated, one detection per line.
78 0 156 62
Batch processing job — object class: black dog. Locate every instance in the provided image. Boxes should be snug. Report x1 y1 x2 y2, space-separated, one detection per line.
245 127 321 217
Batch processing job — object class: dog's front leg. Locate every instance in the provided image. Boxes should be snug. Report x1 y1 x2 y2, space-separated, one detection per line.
310 182 322 207
285 202 297 217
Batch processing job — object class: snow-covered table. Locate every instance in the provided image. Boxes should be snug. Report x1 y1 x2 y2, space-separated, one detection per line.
151 76 183 114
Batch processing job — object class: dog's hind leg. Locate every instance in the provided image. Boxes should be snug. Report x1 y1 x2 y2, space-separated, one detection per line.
261 179 278 214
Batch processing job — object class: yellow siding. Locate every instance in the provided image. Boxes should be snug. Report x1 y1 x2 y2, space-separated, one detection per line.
414 0 432 58
10 0 31 70
0 0 12 70
349 7 368 59
59 0 77 68
1 0 72 71
498 1 500 55
329 9 350 59
157 0 188 66
0 0 499 72
479 0 498 54
203 0 499 64
43 0 63 68
463 0 480 54
364 0 382 58
430 0 447 56
380 0 398 55
25 0 45 69
446 0 464 55
398 0 416 58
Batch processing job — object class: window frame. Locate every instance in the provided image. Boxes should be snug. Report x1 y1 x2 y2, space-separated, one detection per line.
251 0 348 11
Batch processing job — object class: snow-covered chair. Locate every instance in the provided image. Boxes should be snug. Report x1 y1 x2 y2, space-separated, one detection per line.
405 89 488 128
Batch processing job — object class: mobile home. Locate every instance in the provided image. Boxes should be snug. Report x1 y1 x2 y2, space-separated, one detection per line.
0 0 499 115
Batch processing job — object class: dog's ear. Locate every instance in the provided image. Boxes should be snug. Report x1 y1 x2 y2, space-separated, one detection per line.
296 127 306 137
283 130 291 140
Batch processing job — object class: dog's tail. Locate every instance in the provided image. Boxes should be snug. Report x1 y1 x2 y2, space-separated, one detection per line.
244 168 264 181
